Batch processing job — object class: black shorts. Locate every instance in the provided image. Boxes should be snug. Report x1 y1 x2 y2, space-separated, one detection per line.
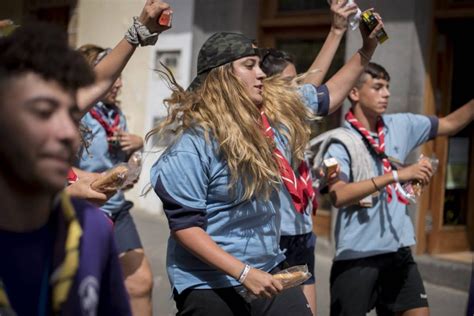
109 202 143 254
279 232 316 284
330 247 428 316
174 285 312 316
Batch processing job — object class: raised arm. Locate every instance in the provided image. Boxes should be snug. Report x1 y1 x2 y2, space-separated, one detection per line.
77 0 171 115
302 0 358 87
437 99 474 137
323 11 383 114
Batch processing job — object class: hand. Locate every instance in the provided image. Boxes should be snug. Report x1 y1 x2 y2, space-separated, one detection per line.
108 131 144 155
327 164 341 185
315 165 340 186
138 0 171 34
398 159 433 185
242 268 283 299
359 9 384 58
122 176 140 191
0 19 17 37
0 19 13 28
330 0 359 35
65 171 116 206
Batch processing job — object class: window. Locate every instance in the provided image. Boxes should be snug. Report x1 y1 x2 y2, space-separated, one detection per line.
155 50 181 79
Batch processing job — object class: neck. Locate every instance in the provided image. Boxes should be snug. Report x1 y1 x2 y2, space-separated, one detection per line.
352 105 379 132
0 174 53 232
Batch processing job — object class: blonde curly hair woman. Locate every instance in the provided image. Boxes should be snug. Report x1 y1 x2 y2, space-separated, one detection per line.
148 19 382 314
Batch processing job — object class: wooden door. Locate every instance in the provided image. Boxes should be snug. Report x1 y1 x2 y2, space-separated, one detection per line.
417 0 474 254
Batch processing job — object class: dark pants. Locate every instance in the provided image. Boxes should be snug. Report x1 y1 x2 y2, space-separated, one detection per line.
330 247 428 316
280 232 317 284
110 203 143 254
174 285 312 316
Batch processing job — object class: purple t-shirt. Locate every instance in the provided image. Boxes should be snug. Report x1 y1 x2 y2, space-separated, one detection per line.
0 198 131 315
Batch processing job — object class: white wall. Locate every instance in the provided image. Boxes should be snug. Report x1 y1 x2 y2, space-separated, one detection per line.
138 31 195 213
134 0 195 214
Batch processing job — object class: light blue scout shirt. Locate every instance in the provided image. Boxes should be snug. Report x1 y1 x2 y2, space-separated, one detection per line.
151 83 328 293
277 84 330 236
75 102 131 216
151 128 286 294
324 113 438 261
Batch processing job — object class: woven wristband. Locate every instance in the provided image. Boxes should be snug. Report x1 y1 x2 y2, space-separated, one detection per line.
125 16 158 46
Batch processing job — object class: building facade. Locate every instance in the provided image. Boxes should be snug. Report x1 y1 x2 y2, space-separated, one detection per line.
1 0 472 256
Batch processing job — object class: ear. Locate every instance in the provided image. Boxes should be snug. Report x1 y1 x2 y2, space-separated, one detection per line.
348 87 359 103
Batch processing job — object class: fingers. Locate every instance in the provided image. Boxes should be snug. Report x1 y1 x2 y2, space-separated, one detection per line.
418 160 433 184
328 172 339 184
342 5 359 17
139 0 172 33
0 19 13 28
331 0 348 8
272 278 283 292
244 269 282 299
413 164 432 185
147 0 170 16
158 1 170 12
368 20 384 39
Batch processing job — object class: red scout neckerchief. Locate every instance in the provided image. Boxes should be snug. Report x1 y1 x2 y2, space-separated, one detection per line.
89 105 121 151
261 111 318 215
345 109 409 204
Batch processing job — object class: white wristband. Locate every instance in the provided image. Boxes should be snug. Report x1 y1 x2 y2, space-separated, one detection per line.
238 264 251 283
392 170 399 183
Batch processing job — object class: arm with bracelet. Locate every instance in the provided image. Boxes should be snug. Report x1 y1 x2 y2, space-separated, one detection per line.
77 0 172 115
322 9 384 113
326 145 433 208
172 228 282 298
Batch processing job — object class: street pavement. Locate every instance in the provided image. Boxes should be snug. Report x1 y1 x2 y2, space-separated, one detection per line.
132 209 469 316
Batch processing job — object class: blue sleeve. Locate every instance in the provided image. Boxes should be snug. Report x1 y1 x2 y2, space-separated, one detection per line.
324 142 351 183
298 83 330 117
401 113 439 152
151 143 208 232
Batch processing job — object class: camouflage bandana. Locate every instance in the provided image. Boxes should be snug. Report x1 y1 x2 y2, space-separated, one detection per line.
188 32 259 91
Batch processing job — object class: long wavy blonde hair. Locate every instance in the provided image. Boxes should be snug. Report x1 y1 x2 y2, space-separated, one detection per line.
147 63 314 200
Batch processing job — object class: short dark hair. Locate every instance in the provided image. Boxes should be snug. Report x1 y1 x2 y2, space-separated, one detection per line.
259 48 295 77
356 62 390 87
0 22 94 93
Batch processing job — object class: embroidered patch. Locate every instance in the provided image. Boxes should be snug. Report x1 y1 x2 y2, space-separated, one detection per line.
79 276 99 316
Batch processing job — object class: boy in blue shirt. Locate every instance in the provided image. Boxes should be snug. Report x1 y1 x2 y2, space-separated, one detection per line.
320 62 473 316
